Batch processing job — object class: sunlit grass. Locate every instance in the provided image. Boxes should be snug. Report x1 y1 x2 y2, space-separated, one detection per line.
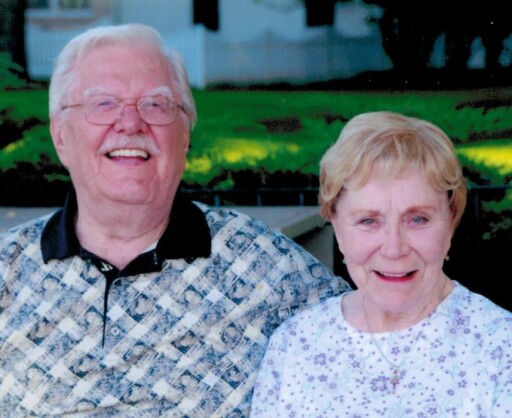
184 137 303 184
0 125 56 166
216 138 300 164
458 142 512 176
2 87 512 191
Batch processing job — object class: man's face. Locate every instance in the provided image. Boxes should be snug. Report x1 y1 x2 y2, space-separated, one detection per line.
51 44 190 210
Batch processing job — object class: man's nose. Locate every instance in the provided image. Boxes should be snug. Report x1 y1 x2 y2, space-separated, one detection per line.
114 103 149 134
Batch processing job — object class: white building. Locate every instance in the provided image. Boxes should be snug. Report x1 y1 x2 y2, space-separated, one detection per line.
25 0 392 88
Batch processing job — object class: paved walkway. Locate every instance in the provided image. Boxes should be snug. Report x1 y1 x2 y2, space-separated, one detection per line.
0 206 324 237
0 207 58 232
0 205 333 268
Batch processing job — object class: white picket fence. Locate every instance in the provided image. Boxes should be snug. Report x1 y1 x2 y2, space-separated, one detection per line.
26 19 391 88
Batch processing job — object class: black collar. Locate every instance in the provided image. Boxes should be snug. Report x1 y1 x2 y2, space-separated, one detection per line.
41 188 212 273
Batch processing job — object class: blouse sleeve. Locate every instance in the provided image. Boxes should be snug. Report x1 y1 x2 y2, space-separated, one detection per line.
249 325 289 417
491 319 512 417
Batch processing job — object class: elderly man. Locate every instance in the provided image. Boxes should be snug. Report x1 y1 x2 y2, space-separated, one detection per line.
0 24 349 417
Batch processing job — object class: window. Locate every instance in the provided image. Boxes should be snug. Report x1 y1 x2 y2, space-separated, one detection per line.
305 0 335 27
59 0 90 9
193 0 219 31
29 0 89 9
27 0 92 18
28 0 49 8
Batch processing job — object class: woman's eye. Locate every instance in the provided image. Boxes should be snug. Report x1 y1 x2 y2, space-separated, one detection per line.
411 215 428 225
359 218 375 226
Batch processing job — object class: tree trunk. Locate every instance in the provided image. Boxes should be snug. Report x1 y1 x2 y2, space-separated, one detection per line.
0 0 28 79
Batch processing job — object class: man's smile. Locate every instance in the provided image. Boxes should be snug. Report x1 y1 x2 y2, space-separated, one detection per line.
107 148 149 160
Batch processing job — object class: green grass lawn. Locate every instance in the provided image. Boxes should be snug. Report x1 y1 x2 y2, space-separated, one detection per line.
1 86 512 194
2 84 511 310
184 88 512 188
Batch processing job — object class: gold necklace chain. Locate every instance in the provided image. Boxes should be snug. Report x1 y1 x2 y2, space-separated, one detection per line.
362 297 424 395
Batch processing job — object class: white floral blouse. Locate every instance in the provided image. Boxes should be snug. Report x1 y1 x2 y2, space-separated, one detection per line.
250 281 512 418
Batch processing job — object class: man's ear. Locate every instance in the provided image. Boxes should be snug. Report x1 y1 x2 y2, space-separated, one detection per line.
181 123 191 153
50 116 69 168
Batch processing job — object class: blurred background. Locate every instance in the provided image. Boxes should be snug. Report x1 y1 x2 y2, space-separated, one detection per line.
6 0 512 87
1 0 511 310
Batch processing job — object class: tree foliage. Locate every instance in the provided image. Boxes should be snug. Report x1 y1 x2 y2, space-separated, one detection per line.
0 0 27 78
363 0 512 74
0 52 26 90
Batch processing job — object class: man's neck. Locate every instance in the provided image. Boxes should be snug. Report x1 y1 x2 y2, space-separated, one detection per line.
74 198 172 270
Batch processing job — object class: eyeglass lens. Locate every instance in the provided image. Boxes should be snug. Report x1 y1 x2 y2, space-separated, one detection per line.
84 96 179 126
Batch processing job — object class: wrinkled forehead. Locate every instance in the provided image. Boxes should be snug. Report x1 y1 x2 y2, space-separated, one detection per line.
73 43 175 98
346 159 425 192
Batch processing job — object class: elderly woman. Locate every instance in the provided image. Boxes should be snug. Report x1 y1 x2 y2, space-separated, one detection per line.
250 111 512 417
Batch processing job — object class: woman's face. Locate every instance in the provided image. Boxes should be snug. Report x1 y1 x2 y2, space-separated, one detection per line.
331 164 454 315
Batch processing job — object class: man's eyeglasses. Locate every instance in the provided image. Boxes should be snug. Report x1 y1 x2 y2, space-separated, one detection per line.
61 95 186 126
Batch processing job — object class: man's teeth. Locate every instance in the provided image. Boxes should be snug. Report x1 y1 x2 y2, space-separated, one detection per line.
108 149 149 159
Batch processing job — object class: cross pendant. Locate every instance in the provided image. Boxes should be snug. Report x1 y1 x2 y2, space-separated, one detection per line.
391 368 399 394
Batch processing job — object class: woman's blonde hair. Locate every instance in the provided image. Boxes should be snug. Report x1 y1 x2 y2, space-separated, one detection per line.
319 111 467 228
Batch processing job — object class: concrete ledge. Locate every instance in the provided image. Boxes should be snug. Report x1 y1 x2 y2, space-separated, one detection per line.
0 207 58 232
229 206 325 239
230 206 334 269
0 205 334 269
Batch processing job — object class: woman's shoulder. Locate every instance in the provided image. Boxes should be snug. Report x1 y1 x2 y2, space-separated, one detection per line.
452 281 511 313
449 281 512 326
273 293 347 336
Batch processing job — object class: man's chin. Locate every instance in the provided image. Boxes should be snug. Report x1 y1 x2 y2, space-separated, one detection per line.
93 185 157 206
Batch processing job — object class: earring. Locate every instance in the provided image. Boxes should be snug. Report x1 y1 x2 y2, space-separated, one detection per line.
444 255 450 262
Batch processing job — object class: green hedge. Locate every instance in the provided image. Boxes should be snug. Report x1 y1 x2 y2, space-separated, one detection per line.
1 68 510 310
1 84 511 209
4 88 511 181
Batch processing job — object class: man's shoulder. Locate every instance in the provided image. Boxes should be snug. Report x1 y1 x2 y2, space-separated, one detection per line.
193 201 254 220
193 202 277 236
195 203 315 256
0 215 50 261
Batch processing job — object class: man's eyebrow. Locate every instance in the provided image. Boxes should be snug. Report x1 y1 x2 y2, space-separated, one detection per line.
147 86 173 99
83 87 110 97
82 86 174 99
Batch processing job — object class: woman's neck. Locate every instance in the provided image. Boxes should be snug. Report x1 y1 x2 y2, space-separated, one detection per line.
342 278 454 332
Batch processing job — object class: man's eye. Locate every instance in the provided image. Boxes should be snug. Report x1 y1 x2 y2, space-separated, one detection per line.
359 218 375 226
141 97 167 111
149 102 164 110
92 98 117 110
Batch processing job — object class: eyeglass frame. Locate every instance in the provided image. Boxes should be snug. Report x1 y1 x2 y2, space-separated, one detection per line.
60 94 187 126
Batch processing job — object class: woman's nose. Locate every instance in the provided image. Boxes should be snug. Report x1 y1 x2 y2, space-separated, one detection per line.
380 222 409 259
